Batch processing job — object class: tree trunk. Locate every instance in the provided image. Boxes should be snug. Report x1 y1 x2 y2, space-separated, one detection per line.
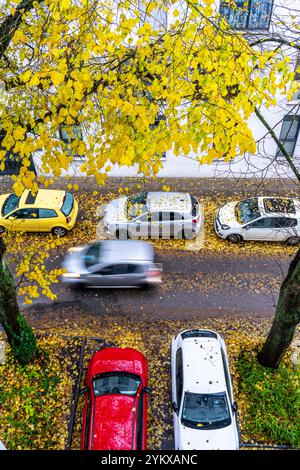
258 248 300 368
0 238 37 364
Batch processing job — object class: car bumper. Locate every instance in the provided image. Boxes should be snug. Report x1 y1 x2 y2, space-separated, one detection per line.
214 217 226 239
61 274 85 285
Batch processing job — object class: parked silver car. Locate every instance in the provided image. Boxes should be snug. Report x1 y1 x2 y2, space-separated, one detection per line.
215 196 300 245
103 191 202 239
61 240 162 288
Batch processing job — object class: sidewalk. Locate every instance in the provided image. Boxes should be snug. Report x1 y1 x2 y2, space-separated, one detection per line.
0 175 299 196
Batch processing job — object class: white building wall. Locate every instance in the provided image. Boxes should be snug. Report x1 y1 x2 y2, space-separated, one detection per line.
31 1 300 179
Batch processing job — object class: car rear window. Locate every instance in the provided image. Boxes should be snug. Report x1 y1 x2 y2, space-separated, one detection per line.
181 330 217 340
61 192 74 216
2 194 20 216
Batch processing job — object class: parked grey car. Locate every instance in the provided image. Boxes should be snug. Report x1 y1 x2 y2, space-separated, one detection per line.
103 191 202 239
61 240 162 288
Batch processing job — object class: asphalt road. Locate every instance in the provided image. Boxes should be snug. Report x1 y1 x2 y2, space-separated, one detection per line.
23 249 291 320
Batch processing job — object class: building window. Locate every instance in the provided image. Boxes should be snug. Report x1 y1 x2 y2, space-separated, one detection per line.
220 0 273 31
59 125 82 144
138 0 167 30
276 115 300 158
289 53 300 102
59 125 83 158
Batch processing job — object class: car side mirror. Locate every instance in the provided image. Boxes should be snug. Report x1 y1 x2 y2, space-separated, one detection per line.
232 401 238 413
80 386 89 395
243 225 250 230
8 216 15 220
135 219 141 224
143 386 152 395
172 401 179 414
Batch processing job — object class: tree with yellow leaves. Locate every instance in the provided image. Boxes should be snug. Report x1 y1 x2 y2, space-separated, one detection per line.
0 0 300 364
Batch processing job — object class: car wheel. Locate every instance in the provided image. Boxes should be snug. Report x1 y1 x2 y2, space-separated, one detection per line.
0 226 5 234
286 236 300 246
115 229 129 240
52 226 67 237
227 234 243 244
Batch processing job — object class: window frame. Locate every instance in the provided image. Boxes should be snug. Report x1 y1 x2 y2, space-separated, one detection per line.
38 208 58 219
9 208 39 220
246 216 277 229
220 0 274 32
276 115 300 159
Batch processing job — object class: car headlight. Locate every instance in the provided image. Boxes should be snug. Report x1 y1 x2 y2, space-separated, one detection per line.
62 273 81 278
220 224 230 230
67 247 83 253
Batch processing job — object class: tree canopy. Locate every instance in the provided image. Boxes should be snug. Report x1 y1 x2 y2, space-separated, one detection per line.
0 0 298 194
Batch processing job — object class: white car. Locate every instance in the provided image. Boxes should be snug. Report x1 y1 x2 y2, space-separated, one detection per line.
215 196 300 245
171 329 240 450
103 191 202 239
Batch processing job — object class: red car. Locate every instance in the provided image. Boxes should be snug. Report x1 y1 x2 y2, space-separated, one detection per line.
81 347 150 450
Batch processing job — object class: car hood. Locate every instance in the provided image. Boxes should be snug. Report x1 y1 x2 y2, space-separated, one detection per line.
218 202 240 227
92 395 136 450
104 197 128 224
0 194 9 217
179 423 239 450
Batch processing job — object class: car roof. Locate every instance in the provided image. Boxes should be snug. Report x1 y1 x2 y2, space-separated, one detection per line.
99 240 154 263
258 196 300 217
91 394 136 450
19 189 66 209
147 191 192 213
181 335 226 394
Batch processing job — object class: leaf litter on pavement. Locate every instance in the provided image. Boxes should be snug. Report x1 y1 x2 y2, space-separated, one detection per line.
1 307 298 450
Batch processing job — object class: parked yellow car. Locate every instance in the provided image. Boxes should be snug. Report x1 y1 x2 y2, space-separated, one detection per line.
0 189 78 237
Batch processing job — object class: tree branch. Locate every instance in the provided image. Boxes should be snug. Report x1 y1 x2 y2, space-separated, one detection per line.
0 0 44 59
254 107 300 184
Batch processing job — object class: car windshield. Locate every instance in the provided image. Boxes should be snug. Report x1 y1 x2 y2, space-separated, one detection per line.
61 192 74 216
235 198 260 224
181 392 231 430
127 192 148 220
93 373 141 397
84 243 101 269
2 194 20 216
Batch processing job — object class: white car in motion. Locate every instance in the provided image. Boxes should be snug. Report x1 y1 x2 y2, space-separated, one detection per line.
215 196 300 245
171 329 240 450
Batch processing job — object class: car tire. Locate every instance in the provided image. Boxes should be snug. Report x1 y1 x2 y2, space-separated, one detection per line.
0 226 5 234
286 236 300 246
227 234 243 244
52 226 67 237
115 229 128 240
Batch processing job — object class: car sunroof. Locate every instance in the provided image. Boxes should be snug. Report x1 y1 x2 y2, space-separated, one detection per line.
264 198 296 214
25 191 37 205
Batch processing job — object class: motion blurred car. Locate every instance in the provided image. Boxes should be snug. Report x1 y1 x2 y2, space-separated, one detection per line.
81 347 150 450
61 239 162 287
171 329 239 450
103 191 202 239
215 196 300 245
0 189 78 237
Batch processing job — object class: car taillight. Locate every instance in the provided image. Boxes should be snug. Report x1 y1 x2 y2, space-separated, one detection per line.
192 216 199 223
66 216 71 223
147 270 161 277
